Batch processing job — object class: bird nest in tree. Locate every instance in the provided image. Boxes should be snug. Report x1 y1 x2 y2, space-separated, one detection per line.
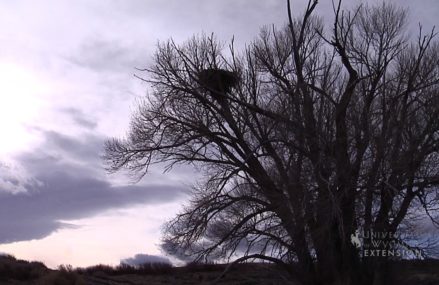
197 68 239 95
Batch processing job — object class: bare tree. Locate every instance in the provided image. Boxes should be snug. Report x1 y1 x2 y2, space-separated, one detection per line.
105 1 439 284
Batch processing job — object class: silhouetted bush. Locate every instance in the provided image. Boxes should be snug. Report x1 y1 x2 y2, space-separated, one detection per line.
37 270 85 285
136 262 173 275
75 264 114 275
0 254 16 261
75 262 173 276
0 254 47 281
182 261 225 273
58 264 74 272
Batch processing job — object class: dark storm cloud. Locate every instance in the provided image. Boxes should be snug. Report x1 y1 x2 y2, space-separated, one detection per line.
0 130 186 244
120 254 171 266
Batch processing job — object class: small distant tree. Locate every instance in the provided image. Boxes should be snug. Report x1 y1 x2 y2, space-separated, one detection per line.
105 1 439 284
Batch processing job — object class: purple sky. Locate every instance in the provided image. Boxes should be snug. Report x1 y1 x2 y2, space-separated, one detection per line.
0 0 438 268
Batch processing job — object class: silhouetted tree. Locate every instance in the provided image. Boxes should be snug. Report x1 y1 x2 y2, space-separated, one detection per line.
105 1 439 284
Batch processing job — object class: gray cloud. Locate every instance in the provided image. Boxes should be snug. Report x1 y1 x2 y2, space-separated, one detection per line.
0 130 186 244
0 162 41 195
67 38 147 74
38 130 104 166
120 254 171 266
61 107 98 130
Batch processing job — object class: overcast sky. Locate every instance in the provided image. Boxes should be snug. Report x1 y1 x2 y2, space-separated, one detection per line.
0 0 437 268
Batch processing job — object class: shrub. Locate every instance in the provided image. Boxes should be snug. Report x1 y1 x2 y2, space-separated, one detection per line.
76 262 174 276
0 255 47 281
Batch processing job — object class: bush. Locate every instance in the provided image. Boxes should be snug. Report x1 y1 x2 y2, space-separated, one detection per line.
182 261 224 273
0 255 47 281
135 262 173 275
36 271 85 285
76 262 174 276
75 264 114 275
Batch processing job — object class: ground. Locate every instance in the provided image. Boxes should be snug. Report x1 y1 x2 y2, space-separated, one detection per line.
1 255 439 284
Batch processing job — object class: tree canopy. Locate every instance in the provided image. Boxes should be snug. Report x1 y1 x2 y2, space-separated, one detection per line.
105 1 439 284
